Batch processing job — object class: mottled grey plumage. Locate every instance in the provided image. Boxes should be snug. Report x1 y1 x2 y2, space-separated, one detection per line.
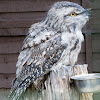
8 1 90 100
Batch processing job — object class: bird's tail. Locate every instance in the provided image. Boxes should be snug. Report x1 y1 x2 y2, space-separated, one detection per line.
7 76 33 100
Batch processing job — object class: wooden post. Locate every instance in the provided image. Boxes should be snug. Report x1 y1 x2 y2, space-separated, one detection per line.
20 64 93 100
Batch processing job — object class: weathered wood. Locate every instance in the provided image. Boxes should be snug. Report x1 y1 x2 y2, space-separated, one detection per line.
0 37 85 54
89 10 100 33
0 0 81 29
20 64 93 100
0 12 45 28
0 63 16 74
91 33 100 73
0 54 18 73
77 53 86 64
92 39 100 53
92 33 100 40
92 53 100 72
82 0 100 73
0 0 81 13
0 36 25 54
0 74 15 88
1 17 99 30
82 0 100 9
0 19 38 28
85 34 93 72
91 9 100 18
0 28 28 36
0 12 46 21
0 53 85 74
82 0 100 33
3 17 99 30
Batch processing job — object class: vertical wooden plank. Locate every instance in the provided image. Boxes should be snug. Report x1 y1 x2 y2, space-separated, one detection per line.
82 0 93 73
85 34 93 72
82 0 92 33
82 0 91 9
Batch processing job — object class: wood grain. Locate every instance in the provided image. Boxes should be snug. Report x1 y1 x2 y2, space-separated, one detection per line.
82 0 100 9
0 28 28 36
0 0 93 89
0 54 18 73
0 19 40 28
85 34 93 73
92 53 100 72
0 12 46 20
1 18 99 30
0 36 25 54
0 74 15 88
92 39 100 53
0 53 86 74
0 36 85 54
0 0 81 13
77 53 86 64
92 34 100 53
0 53 86 88
0 12 45 28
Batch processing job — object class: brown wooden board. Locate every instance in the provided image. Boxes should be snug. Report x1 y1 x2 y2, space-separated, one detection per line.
82 16 100 34
1 18 99 29
0 12 46 28
91 18 100 33
92 33 100 53
0 28 28 36
92 53 100 72
0 36 25 54
0 19 39 28
0 52 86 88
0 0 81 13
82 0 100 33
90 10 100 33
92 33 100 40
91 9 100 18
0 53 85 74
0 36 85 54
0 74 15 88
0 54 18 73
0 12 46 20
77 53 86 64
82 0 100 9
92 39 100 53
85 34 93 72
81 41 86 53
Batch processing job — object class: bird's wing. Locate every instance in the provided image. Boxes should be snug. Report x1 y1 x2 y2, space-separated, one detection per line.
8 30 67 100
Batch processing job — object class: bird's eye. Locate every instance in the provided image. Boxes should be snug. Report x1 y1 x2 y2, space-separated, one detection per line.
71 12 76 16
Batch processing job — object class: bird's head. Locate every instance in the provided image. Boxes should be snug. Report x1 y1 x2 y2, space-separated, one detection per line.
44 1 90 32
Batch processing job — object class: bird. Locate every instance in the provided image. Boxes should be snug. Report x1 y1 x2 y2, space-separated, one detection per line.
8 1 90 100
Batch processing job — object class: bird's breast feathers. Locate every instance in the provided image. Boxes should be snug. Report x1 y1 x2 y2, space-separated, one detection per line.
57 30 84 66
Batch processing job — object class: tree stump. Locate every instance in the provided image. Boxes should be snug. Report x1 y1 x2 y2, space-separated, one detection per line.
20 64 93 100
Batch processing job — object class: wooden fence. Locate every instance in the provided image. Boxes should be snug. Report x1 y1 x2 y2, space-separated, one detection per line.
0 0 100 99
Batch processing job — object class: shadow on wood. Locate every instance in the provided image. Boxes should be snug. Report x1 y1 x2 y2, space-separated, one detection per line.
20 64 93 100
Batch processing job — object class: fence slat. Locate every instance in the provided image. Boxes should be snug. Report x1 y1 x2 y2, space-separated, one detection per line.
0 0 81 13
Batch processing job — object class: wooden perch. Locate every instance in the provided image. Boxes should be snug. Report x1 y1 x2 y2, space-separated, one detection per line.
20 64 93 100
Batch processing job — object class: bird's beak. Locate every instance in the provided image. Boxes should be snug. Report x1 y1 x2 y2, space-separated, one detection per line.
84 8 91 14
80 8 91 16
